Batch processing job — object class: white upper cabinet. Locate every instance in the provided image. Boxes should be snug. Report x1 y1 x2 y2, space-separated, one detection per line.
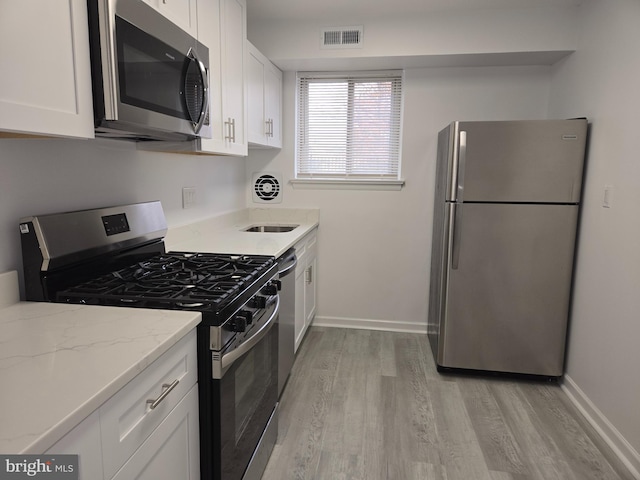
247 41 282 148
143 0 198 37
0 0 94 139
197 0 248 156
264 63 283 148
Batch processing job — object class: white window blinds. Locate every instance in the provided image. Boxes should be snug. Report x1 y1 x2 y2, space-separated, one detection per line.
296 71 403 180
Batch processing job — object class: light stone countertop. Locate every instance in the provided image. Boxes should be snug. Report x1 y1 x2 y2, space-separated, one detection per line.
165 207 320 257
0 271 201 454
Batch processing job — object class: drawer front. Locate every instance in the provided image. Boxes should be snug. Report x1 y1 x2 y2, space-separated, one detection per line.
294 228 317 263
305 232 317 258
100 330 197 479
294 237 306 261
111 385 200 480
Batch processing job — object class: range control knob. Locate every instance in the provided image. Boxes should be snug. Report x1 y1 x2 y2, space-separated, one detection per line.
250 296 267 309
240 309 254 325
263 280 281 295
263 284 277 296
229 316 247 332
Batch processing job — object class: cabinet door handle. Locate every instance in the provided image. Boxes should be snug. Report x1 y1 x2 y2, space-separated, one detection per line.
225 117 236 142
146 379 180 410
305 265 313 284
224 118 232 141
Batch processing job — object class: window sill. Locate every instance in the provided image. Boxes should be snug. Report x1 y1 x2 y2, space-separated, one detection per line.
290 179 405 191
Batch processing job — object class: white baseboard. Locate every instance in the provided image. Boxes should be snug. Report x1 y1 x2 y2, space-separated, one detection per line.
312 315 427 334
561 374 640 479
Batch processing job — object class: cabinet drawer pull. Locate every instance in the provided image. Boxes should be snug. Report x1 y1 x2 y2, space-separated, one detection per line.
146 379 180 410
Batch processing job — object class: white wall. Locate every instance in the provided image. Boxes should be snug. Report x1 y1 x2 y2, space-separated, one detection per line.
548 0 640 474
247 65 551 332
245 1 579 332
0 138 246 291
248 5 579 70
247 0 640 474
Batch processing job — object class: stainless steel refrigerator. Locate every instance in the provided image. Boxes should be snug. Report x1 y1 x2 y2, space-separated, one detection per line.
428 119 588 377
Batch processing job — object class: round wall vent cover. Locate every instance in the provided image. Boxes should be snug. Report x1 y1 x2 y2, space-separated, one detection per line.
252 172 282 203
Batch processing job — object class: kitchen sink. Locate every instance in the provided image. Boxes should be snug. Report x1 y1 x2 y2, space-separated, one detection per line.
243 224 299 233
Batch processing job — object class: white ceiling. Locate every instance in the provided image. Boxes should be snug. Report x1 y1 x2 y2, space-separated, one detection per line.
246 0 585 23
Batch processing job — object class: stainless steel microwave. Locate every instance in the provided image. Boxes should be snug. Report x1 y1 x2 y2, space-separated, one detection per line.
87 0 211 141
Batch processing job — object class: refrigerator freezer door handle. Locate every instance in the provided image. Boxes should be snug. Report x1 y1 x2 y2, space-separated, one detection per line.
450 202 463 270
456 131 467 202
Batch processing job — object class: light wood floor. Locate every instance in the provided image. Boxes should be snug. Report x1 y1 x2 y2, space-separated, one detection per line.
262 327 634 480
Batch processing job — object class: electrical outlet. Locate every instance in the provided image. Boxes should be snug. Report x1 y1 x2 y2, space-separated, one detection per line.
182 187 196 209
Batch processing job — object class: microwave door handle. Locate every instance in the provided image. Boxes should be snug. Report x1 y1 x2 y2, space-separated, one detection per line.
186 48 209 134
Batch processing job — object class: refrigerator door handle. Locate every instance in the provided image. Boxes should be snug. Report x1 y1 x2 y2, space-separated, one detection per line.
450 202 463 270
456 131 467 202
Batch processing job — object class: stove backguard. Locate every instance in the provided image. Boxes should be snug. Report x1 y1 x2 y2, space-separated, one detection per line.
20 201 167 301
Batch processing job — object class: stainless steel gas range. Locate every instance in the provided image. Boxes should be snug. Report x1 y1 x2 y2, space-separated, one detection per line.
19 201 280 480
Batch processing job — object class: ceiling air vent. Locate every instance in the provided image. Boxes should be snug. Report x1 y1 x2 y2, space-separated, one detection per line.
321 26 363 49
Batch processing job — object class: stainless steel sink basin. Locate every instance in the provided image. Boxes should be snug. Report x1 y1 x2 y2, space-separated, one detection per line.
243 224 299 233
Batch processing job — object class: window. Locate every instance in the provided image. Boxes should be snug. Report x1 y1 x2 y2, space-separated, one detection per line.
295 71 404 188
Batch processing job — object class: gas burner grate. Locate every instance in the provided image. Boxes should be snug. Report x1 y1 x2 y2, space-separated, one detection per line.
55 252 277 322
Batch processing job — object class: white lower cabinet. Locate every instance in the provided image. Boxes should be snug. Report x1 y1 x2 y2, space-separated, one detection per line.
100 330 197 478
45 410 104 480
111 386 200 480
294 267 305 352
45 329 199 480
294 229 318 352
304 255 317 328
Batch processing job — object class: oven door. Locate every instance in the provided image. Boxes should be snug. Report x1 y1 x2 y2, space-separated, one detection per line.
200 298 279 480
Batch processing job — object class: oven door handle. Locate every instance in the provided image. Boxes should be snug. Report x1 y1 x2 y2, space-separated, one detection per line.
221 296 279 370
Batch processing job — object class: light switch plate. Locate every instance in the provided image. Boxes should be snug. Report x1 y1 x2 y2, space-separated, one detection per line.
182 187 196 209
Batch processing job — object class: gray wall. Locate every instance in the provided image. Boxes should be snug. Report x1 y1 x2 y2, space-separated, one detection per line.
548 0 640 474
247 65 551 332
0 138 246 291
0 0 637 474
246 0 640 474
